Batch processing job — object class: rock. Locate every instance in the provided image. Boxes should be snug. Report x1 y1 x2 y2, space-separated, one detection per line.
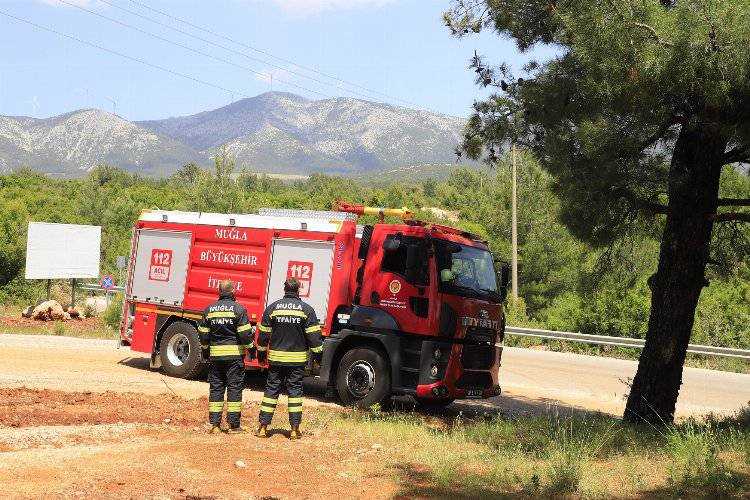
31 300 66 321
235 460 247 469
84 296 108 314
163 418 171 424
21 306 33 318
66 307 80 319
371 443 383 451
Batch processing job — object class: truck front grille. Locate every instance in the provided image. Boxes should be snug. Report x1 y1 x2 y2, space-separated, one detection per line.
465 326 496 344
461 344 495 370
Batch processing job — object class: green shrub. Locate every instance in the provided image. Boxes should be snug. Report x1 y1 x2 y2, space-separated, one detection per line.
544 446 585 494
82 302 96 318
102 294 123 330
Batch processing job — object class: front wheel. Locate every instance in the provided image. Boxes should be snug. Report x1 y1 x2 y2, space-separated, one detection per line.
159 322 206 379
336 347 391 408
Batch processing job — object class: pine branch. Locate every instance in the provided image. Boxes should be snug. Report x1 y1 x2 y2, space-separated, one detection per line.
722 145 750 164
717 198 750 207
712 212 750 223
630 22 674 47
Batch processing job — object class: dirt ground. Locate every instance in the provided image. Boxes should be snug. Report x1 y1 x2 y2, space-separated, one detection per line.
1 333 748 498
0 388 398 499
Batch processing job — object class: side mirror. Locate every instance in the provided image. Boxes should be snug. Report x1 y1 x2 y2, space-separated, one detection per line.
405 243 428 285
383 236 401 252
499 263 511 289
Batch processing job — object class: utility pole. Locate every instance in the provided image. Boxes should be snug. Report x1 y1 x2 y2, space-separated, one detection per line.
511 144 518 299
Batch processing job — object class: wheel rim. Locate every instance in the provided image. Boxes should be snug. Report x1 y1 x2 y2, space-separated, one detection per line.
346 360 376 398
166 333 190 367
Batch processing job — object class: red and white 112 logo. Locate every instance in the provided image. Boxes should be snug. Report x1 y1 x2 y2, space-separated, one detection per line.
287 261 313 297
149 248 173 282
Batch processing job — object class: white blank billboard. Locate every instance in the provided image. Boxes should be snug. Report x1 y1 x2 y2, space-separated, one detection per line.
25 222 101 279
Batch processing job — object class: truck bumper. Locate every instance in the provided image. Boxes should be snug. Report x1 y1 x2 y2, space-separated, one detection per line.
415 341 502 401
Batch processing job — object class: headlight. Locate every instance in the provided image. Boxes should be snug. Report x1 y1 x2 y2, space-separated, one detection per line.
430 364 439 378
433 348 442 360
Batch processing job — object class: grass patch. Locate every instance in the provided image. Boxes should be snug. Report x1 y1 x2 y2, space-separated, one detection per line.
328 405 750 498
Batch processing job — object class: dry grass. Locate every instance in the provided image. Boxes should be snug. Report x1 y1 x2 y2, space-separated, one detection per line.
324 405 750 498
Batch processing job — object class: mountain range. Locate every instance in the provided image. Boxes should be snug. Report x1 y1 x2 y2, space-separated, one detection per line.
0 92 466 177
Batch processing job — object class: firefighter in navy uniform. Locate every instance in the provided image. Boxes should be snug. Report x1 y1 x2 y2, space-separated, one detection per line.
255 278 323 440
197 280 254 434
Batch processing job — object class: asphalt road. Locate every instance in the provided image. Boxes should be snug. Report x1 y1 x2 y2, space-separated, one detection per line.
490 347 750 418
0 334 747 418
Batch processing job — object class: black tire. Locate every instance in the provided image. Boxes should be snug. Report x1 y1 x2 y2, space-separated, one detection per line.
159 322 206 380
336 347 391 408
415 397 455 413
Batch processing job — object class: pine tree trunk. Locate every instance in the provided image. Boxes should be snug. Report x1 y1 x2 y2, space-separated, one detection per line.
623 120 726 425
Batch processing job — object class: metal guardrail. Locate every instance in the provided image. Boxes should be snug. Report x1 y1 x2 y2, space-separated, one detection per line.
77 283 125 293
506 326 750 360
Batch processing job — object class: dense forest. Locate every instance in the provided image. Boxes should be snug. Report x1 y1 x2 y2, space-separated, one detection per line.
0 154 747 349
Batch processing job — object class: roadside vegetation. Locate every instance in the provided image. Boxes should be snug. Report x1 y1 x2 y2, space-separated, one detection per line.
326 405 750 498
0 158 747 358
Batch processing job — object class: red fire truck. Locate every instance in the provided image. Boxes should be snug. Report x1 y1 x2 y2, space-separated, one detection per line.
119 202 508 407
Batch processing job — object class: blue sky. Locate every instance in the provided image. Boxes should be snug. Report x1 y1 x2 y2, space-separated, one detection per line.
0 0 555 121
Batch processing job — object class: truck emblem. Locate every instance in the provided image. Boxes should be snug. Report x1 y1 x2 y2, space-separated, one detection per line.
479 309 489 319
389 279 402 295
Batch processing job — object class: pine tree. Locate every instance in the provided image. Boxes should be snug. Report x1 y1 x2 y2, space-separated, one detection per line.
445 0 750 423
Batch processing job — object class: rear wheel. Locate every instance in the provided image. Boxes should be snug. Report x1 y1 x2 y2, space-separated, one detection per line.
159 322 206 379
336 347 391 408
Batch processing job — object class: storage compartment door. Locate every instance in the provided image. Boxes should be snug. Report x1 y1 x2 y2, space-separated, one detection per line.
266 239 334 323
130 229 191 306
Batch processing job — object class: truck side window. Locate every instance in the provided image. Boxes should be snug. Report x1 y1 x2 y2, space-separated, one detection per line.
381 235 429 286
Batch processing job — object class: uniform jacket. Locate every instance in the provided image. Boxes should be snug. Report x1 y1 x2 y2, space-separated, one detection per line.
258 292 323 366
198 292 254 360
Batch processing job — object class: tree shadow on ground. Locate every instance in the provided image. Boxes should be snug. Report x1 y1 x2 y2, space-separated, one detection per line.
641 470 750 500
391 462 525 499
117 355 608 418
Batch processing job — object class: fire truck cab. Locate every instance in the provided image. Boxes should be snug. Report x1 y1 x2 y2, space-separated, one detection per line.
120 204 508 407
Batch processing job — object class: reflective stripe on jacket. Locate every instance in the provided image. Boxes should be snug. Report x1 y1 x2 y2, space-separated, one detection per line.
258 293 322 366
198 292 254 360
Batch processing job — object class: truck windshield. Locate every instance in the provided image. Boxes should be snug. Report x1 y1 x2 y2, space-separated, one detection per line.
434 240 500 302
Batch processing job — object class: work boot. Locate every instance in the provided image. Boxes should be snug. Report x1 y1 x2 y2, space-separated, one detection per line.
255 424 269 438
227 426 247 434
208 425 222 434
289 427 302 440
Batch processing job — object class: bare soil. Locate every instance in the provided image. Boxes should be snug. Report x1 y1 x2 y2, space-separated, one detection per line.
0 388 396 499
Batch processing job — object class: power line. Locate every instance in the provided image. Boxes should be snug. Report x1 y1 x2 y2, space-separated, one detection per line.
0 9 247 99
53 0 331 99
93 0 387 104
122 0 424 109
